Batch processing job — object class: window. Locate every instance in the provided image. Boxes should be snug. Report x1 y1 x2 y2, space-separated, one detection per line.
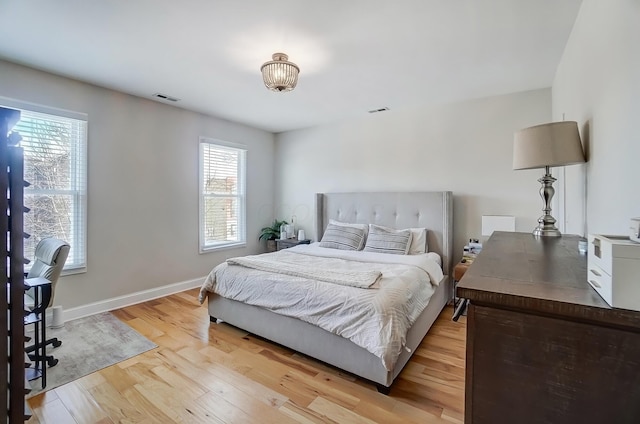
2 98 87 272
199 137 247 252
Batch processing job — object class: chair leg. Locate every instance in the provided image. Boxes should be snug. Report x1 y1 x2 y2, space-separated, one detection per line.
27 352 58 368
25 337 62 353
44 337 62 348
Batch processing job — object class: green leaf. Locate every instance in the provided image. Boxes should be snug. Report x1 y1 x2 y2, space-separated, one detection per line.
259 219 288 241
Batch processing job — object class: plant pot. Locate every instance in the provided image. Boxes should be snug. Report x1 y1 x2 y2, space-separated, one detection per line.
266 239 276 253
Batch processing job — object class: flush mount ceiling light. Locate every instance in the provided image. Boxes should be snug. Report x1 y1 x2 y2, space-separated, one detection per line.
260 53 300 92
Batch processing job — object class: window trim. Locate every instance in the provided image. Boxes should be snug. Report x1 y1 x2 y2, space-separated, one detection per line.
1 96 88 274
198 137 247 253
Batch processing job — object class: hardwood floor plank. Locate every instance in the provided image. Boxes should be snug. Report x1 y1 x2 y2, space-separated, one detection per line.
391 398 449 423
353 399 439 424
279 368 361 411
185 391 262 424
133 377 229 424
279 400 340 424
32 398 78 424
245 367 317 408
152 332 192 351
197 345 252 374
161 347 291 410
258 348 322 378
77 371 108 391
189 379 301 424
119 386 176 423
27 389 59 407
124 317 165 339
308 396 377 424
392 378 463 417
88 381 150 424
98 361 143 393
26 292 467 424
312 371 397 412
441 407 464 424
401 361 465 390
150 364 208 399
293 352 358 382
54 382 111 424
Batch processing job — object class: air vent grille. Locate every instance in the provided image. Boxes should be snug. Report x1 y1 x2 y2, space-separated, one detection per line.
152 93 180 102
368 107 389 114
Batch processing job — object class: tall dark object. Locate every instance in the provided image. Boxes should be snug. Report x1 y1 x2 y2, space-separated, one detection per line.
2 106 31 422
457 232 640 424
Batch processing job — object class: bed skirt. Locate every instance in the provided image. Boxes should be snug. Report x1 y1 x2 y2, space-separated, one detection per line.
207 275 450 389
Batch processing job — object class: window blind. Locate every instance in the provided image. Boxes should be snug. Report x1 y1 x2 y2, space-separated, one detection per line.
11 107 87 271
199 138 247 252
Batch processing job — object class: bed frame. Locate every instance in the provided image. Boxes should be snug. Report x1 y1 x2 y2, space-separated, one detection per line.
207 191 453 393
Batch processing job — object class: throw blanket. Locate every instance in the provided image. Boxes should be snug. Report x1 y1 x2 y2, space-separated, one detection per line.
199 245 443 371
226 256 381 288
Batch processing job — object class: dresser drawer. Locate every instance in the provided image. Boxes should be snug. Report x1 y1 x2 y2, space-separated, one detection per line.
587 264 612 306
588 235 613 275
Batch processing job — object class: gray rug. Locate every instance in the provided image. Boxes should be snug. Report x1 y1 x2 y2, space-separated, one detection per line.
26 311 157 397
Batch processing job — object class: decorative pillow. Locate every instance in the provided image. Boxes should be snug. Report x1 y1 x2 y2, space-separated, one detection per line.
319 221 367 250
405 227 428 254
363 224 413 255
329 219 369 241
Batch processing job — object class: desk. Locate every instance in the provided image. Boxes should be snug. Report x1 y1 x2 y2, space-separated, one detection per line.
457 232 640 424
24 277 52 389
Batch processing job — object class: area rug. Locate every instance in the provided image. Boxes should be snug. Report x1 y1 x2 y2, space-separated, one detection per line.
26 311 157 397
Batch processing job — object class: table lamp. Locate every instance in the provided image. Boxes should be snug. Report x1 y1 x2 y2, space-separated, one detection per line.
513 121 585 237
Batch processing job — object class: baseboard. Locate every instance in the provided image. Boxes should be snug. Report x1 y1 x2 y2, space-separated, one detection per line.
48 276 205 324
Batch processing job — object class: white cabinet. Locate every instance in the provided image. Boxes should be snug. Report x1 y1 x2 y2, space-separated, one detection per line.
588 234 640 311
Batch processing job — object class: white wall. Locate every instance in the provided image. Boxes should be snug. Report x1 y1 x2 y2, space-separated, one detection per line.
275 89 552 258
0 60 275 311
553 0 640 236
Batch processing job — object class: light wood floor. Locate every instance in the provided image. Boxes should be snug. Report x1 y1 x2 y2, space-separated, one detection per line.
26 288 466 424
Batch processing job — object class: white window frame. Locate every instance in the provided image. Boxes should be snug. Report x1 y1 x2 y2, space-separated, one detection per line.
199 137 247 253
1 96 88 274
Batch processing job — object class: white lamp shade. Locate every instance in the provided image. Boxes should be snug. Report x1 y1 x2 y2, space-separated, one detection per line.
513 121 585 170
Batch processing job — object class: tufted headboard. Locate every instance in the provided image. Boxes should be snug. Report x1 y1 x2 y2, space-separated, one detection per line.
315 191 454 277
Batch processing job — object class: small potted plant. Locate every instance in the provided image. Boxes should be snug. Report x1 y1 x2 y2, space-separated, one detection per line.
259 219 288 252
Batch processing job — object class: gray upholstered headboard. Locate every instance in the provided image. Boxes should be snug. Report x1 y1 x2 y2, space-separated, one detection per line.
315 192 454 277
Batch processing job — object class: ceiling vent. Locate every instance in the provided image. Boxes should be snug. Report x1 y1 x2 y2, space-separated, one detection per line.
368 107 389 114
152 93 180 102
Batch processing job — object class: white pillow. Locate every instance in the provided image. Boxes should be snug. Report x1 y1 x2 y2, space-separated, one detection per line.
405 227 428 254
329 219 368 231
319 220 368 250
363 224 413 255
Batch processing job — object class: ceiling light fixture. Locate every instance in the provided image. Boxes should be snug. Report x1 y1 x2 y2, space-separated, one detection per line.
260 53 300 92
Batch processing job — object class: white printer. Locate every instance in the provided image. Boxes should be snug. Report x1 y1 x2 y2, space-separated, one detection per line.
631 217 640 243
587 234 640 311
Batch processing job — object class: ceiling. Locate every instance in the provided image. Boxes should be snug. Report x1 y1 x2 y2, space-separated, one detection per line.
0 0 583 133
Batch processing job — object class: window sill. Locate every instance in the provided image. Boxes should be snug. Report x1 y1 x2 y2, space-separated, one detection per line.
200 242 246 254
61 266 87 276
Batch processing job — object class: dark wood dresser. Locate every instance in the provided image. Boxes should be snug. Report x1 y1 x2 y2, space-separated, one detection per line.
457 231 640 424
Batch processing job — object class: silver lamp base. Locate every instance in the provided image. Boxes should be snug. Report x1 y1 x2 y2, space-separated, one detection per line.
533 225 562 237
533 166 562 237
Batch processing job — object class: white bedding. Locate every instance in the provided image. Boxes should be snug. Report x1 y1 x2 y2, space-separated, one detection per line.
198 243 443 371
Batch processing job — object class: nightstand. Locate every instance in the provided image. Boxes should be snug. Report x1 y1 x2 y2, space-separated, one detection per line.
276 238 311 251
452 260 472 321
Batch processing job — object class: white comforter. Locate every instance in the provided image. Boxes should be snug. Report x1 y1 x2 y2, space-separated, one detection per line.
198 243 443 371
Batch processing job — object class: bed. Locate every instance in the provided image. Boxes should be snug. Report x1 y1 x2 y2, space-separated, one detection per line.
199 191 453 393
